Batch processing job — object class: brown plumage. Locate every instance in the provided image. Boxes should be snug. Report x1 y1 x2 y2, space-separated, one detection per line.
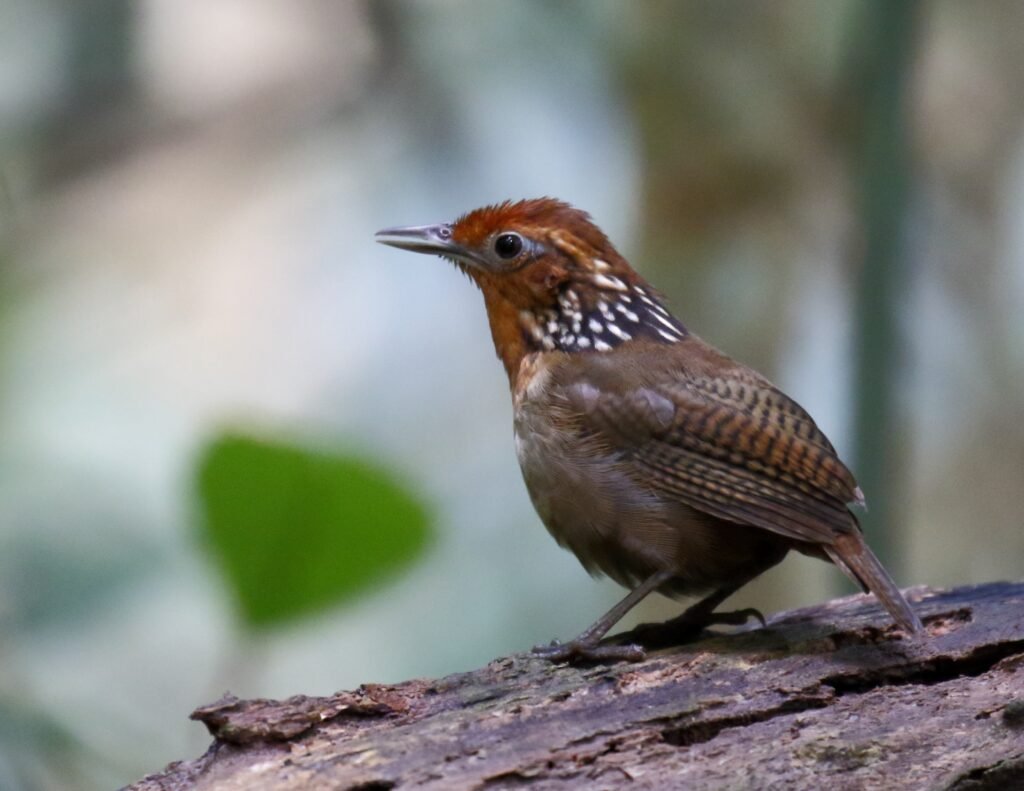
377 198 922 662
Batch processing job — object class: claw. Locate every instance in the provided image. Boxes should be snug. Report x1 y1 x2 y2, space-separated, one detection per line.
709 607 767 628
532 639 646 664
625 606 769 649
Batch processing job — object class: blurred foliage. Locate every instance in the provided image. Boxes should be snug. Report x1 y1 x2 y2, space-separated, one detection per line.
0 699 92 791
196 432 432 629
613 1 851 370
1 523 159 631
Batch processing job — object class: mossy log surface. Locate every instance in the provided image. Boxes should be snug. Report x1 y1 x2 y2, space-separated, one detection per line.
130 581 1024 790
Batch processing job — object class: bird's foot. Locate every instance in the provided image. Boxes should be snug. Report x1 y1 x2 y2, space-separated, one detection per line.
702 607 767 629
627 607 768 648
531 638 646 665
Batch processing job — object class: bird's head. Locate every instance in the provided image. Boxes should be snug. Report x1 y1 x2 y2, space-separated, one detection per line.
376 198 686 380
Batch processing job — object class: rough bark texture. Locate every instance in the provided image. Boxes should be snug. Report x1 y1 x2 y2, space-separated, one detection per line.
130 582 1024 790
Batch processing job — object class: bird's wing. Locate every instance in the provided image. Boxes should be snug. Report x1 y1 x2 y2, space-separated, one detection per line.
553 354 925 634
555 356 861 548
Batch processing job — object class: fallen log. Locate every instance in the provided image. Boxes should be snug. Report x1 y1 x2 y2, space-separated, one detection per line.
130 581 1024 790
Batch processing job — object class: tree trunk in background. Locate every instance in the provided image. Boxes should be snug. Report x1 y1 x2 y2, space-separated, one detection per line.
848 0 921 572
130 581 1024 790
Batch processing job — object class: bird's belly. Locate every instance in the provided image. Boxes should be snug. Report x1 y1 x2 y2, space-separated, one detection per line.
514 413 650 583
514 402 773 594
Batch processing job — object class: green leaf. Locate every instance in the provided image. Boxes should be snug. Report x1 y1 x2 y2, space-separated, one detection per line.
195 431 432 629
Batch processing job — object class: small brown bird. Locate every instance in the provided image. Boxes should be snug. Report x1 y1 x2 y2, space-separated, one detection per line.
377 198 922 662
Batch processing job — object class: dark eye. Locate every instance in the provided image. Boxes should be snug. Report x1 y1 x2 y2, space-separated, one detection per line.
494 233 523 259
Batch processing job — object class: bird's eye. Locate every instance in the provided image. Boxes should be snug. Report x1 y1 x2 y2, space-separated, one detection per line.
494 233 523 259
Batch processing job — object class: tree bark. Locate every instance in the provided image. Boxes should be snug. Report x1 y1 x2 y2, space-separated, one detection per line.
129 581 1024 790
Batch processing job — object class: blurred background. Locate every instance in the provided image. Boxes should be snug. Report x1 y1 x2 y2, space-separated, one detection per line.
2 1 1023 788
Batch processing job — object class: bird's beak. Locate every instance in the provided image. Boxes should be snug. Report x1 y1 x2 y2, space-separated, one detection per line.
375 223 460 257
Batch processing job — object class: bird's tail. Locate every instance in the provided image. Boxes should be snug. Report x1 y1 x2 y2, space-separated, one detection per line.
825 532 923 635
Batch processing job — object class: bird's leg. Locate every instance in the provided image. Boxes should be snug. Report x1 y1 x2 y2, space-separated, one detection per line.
533 570 675 664
625 582 767 649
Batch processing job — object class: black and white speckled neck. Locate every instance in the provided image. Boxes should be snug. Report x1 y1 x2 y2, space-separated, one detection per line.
519 281 687 354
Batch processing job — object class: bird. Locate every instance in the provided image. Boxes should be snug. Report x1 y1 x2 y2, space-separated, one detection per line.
376 198 923 663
